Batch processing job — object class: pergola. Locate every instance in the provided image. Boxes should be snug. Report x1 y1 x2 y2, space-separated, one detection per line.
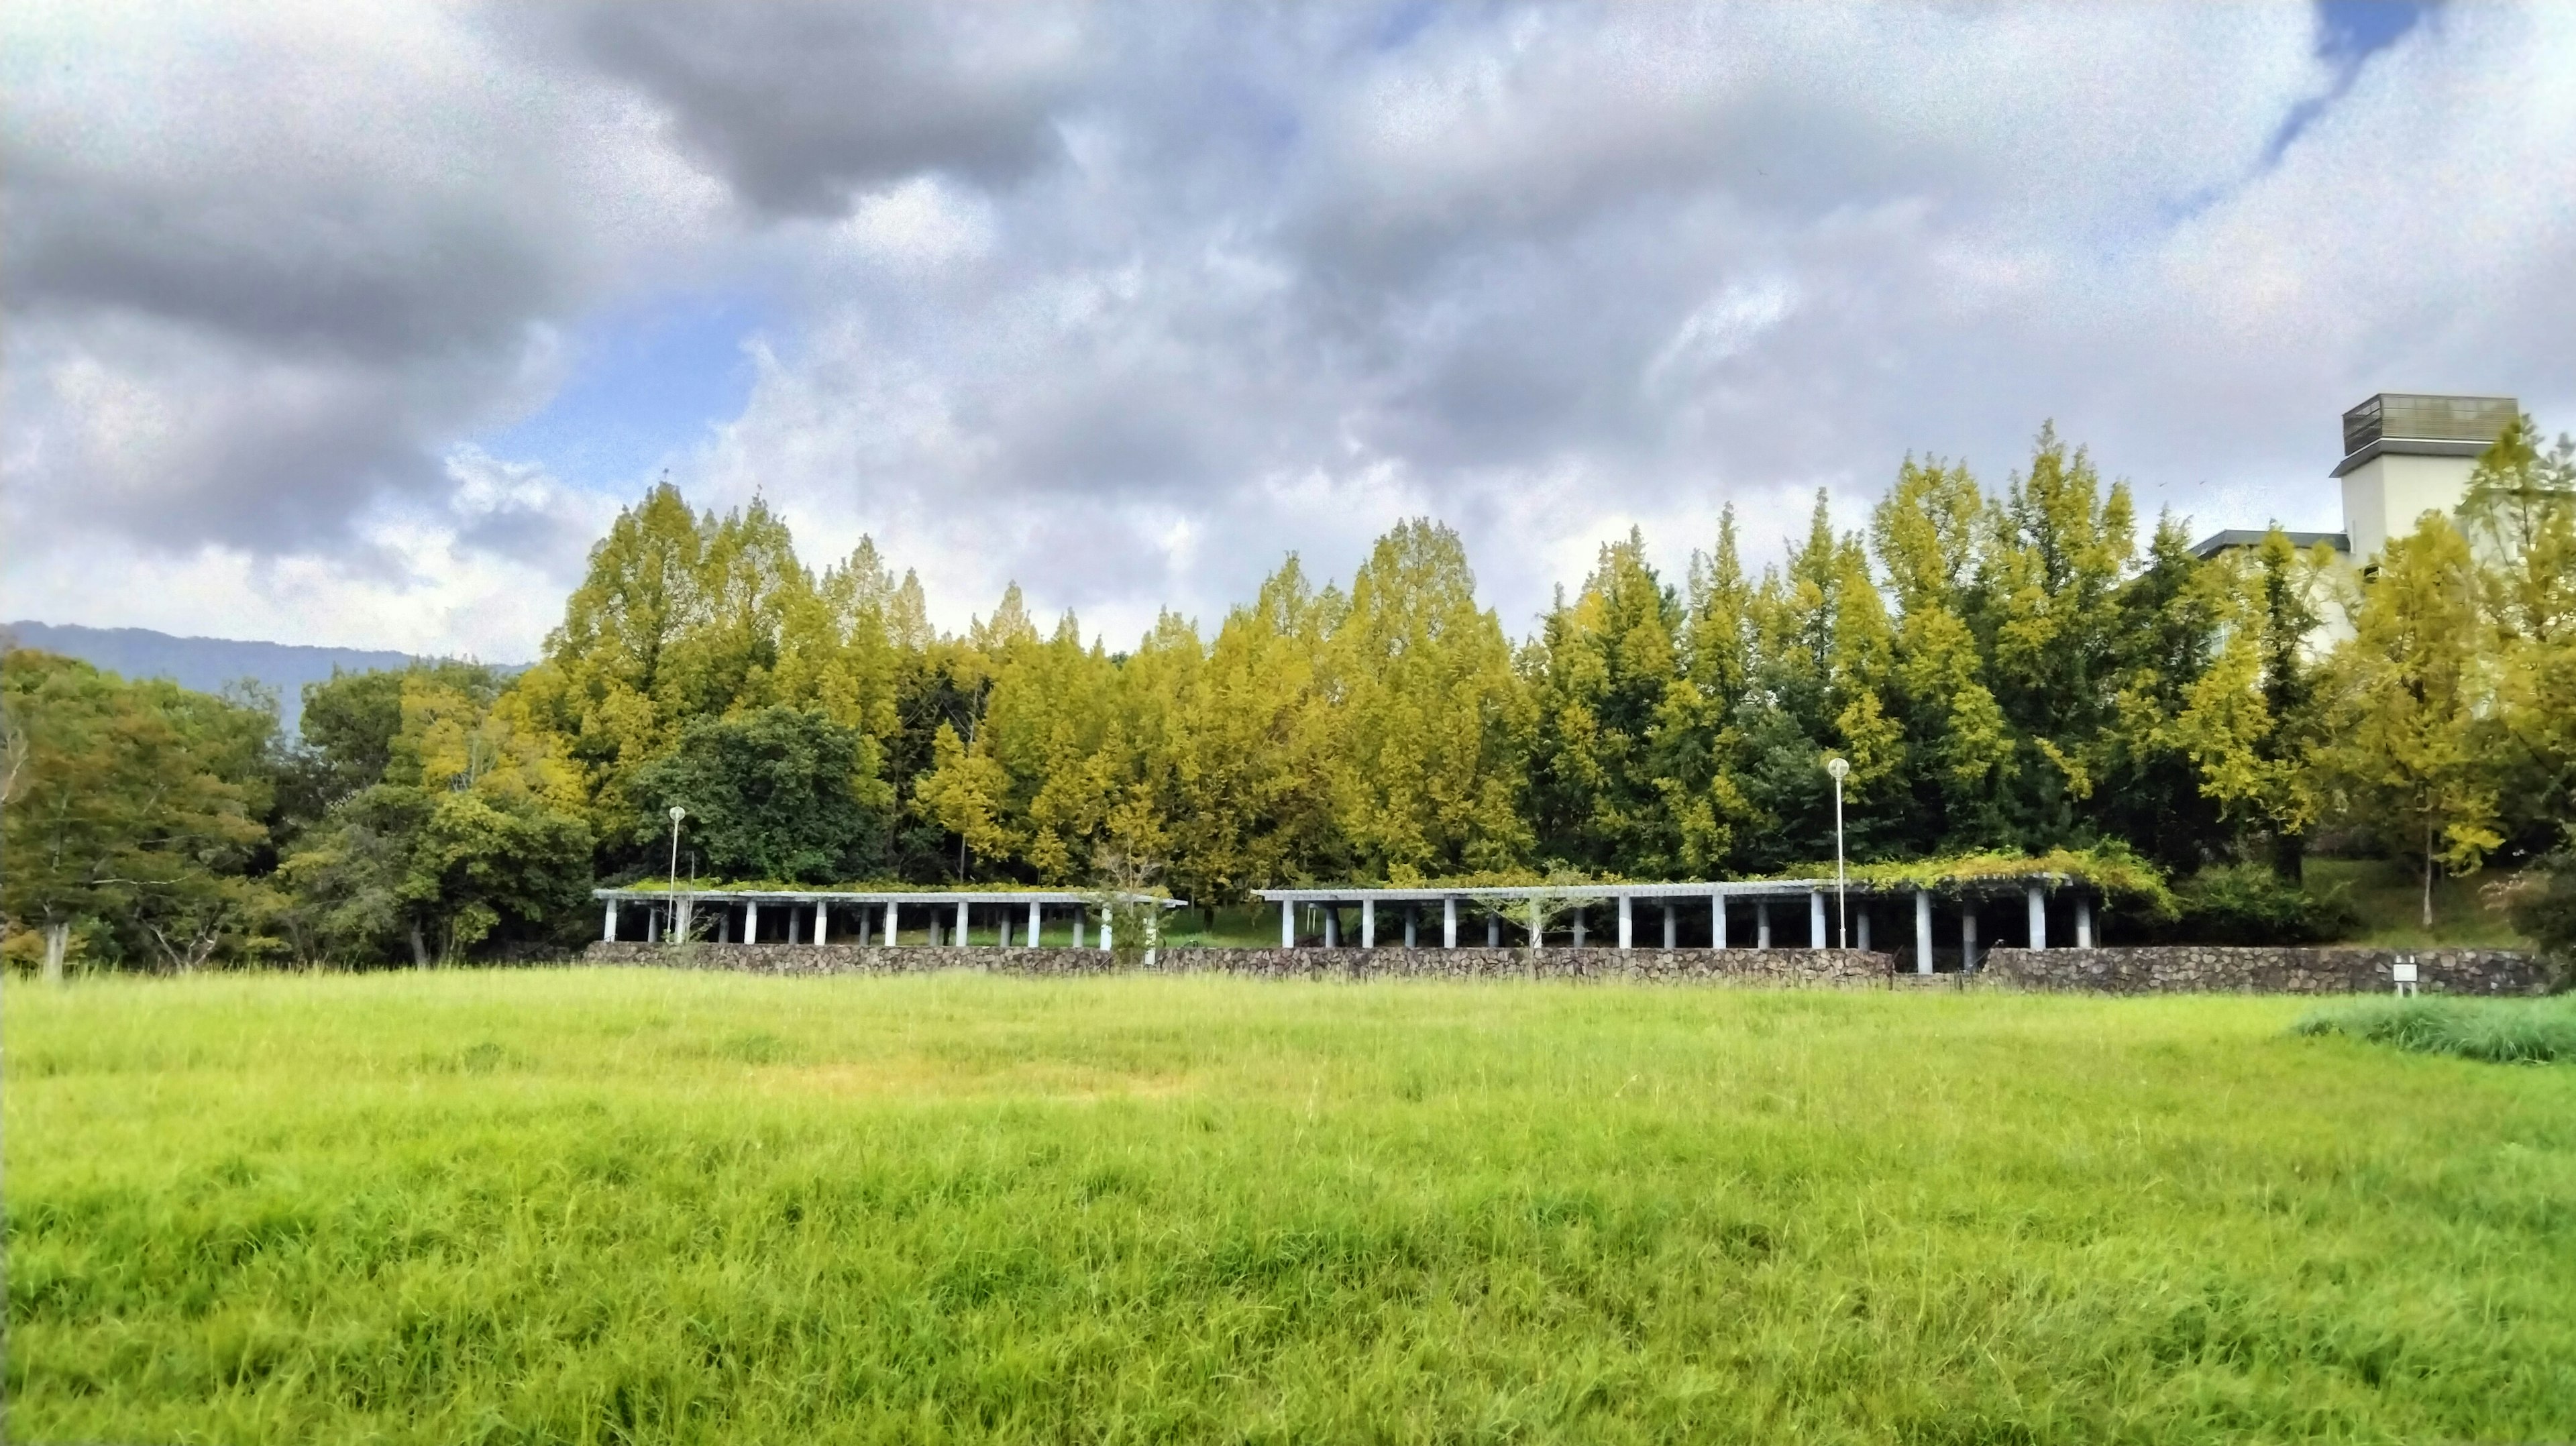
1254 877 2096 974
595 887 1183 951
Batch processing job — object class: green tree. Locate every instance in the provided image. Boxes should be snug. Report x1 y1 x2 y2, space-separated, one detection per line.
282 673 592 964
278 661 508 833
629 705 893 883
1527 529 1686 875
2090 514 2233 875
1727 495 1899 872
1 651 275 979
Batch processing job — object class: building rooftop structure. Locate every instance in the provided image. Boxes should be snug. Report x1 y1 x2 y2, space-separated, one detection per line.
2191 391 2516 568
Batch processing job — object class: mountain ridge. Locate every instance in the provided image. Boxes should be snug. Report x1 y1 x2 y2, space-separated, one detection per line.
2 620 529 732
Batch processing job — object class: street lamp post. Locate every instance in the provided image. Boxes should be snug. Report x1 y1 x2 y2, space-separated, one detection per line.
666 805 686 945
1825 758 1849 948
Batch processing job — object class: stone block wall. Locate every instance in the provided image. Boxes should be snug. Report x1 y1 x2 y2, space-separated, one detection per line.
580 941 1898 986
1979 946 2557 995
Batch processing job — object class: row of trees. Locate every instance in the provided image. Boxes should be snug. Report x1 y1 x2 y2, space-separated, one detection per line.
6 421 2570 970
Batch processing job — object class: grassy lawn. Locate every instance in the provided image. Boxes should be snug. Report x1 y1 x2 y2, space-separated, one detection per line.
9 970 2575 1444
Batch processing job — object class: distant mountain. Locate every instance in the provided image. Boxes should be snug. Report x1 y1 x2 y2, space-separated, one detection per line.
1 621 527 733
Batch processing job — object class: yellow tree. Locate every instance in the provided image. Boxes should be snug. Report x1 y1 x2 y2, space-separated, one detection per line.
1668 507 1757 872
2166 528 2332 872
2459 416 2576 842
1972 426 2137 848
1870 457 2017 852
2318 514 2501 928
1329 520 1529 882
1186 557 1342 893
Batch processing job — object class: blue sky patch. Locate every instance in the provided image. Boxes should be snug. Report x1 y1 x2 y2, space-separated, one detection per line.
484 294 769 494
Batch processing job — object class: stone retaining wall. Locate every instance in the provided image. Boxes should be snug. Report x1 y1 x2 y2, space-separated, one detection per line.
580 940 2564 994
1979 946 2557 995
580 941 1898 985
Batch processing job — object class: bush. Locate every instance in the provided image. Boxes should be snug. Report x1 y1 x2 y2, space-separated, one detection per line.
2292 997 2576 1064
2495 852 2576 960
2151 863 2357 945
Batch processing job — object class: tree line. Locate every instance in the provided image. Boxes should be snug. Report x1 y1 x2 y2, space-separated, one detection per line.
6 421 2571 972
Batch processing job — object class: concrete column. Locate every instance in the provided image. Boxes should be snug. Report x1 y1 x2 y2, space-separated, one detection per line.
1282 901 1296 949
1029 900 1044 948
883 902 898 946
717 909 731 944
1962 909 1978 970
1617 895 1633 950
1572 907 1586 948
1857 909 1870 952
999 912 1012 948
1809 890 1826 950
2076 895 2093 948
1663 902 1677 950
1403 904 1417 948
746 901 760 942
928 913 941 947
814 902 828 946
2027 882 2047 950
1443 896 1458 949
788 907 801 946
955 899 971 948
604 898 619 942
1528 897 1543 947
1915 889 1933 975
647 908 661 944
1099 907 1113 952
1072 909 1085 948
1713 893 1727 949
1324 906 1338 948
855 906 869 947
1487 912 1501 947
1757 901 1771 950
1361 899 1375 949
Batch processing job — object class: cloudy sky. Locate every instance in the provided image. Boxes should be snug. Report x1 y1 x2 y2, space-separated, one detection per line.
6 1 2571 661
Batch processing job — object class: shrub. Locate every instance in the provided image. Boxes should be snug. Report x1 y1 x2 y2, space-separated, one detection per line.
2153 863 2358 945
2493 852 2576 961
2292 997 2576 1064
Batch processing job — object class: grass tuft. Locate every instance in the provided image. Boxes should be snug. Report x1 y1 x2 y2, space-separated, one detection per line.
2292 996 2576 1064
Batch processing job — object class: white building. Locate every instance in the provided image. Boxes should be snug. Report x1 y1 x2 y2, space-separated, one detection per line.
2192 391 2517 567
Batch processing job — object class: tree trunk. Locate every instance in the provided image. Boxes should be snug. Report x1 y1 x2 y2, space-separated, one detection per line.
2422 825 2436 932
409 920 431 970
2269 830 2305 883
42 922 68 986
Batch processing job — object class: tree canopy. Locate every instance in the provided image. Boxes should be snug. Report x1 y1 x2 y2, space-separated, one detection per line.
9 416 2571 968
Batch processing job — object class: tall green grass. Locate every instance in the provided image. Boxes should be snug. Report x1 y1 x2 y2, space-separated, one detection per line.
9 970 2576 1443
2293 995 2576 1064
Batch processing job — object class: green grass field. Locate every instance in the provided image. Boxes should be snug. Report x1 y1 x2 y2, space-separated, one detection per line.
9 970 2575 1444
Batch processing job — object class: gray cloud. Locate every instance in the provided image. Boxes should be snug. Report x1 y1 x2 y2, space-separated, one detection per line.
7 1 2573 661
554 2 1093 217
